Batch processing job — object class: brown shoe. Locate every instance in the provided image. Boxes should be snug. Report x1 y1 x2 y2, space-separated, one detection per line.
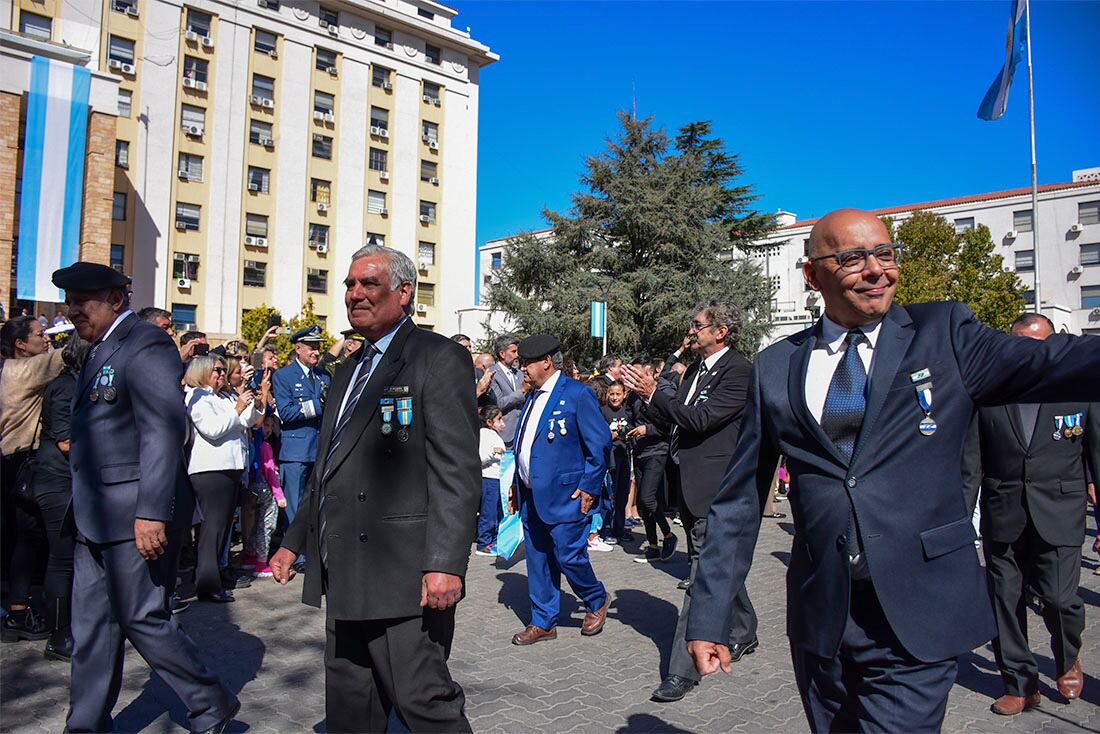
581 595 611 636
1057 659 1084 700
990 692 1041 715
511 624 556 646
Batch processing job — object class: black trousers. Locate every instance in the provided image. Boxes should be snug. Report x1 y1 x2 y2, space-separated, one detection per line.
189 470 239 597
605 446 631 538
634 455 671 546
2 451 48 605
325 611 471 733
33 472 74 624
984 522 1085 694
792 581 956 733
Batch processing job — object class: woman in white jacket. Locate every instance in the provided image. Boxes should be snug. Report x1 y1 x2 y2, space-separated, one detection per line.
183 355 262 602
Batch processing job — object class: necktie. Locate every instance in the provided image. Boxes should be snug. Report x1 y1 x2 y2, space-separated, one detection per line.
1017 403 1040 447
820 330 868 558
318 345 379 565
516 389 543 449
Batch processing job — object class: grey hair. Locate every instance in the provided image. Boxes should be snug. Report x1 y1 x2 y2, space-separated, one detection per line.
350 244 418 316
551 350 564 370
494 333 519 357
693 299 742 346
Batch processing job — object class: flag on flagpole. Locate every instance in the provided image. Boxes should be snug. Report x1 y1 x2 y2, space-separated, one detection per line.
977 0 1027 121
590 301 606 338
16 56 91 303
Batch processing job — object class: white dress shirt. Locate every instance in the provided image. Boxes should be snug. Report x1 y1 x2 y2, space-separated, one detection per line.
516 369 560 486
99 309 134 343
684 345 730 405
333 318 405 424
805 313 883 424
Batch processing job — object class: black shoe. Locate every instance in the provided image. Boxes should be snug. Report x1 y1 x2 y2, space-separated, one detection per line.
651 675 698 702
660 534 679 561
730 636 759 662
633 547 661 564
43 630 73 663
599 535 618 545
197 591 235 604
169 594 190 614
195 700 241 734
222 571 252 589
616 533 633 544
1 607 51 642
677 578 690 590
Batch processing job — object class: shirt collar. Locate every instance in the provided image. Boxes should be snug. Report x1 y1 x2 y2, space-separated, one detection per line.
99 310 133 343
295 358 313 376
702 345 730 371
363 316 406 361
537 369 561 395
818 313 883 354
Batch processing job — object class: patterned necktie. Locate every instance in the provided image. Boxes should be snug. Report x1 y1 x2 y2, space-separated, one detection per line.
319 344 379 565
820 330 868 558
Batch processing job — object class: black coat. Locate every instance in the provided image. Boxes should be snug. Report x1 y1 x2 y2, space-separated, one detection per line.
282 319 481 620
963 403 1100 546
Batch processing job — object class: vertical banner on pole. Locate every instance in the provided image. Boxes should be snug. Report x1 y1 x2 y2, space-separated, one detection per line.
590 301 605 338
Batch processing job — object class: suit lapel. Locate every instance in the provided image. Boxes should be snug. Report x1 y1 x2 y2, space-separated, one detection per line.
315 356 358 463
688 351 730 405
532 372 569 444
851 306 915 465
76 313 136 407
1004 405 1029 450
677 361 702 405
787 324 848 465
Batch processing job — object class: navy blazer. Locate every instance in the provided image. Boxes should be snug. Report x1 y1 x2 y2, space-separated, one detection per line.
687 302 1100 663
272 360 331 463
68 313 195 544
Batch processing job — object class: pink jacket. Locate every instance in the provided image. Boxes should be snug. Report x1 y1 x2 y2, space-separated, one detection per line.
259 441 285 503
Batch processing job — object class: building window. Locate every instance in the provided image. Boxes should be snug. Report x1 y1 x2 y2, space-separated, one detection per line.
112 0 137 13
953 217 974 234
1013 209 1033 233
316 48 337 72
243 260 267 287
249 119 273 145
419 200 436 223
1080 201 1100 226
1022 290 1035 305
367 190 386 214
254 30 277 55
245 213 268 237
420 160 437 182
252 74 275 102
173 253 200 280
416 283 435 306
110 244 125 272
491 252 502 270
115 140 130 168
19 12 52 40
180 104 205 132
368 148 387 172
425 44 441 65
314 91 334 115
366 232 385 246
372 66 391 88
423 81 441 103
307 268 328 293
1014 249 1034 271
418 241 435 267
308 223 329 247
117 89 132 118
311 179 331 204
319 7 338 28
422 120 438 143
417 8 434 19
171 304 197 329
1083 286 1100 309
178 153 203 181
1081 243 1100 266
108 35 135 64
247 166 270 194
370 106 389 131
312 134 333 160
374 26 392 48
183 56 208 84
112 192 127 221
186 8 212 38
175 203 201 231
258 0 279 9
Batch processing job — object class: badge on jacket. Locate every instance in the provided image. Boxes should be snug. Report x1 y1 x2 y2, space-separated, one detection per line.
382 386 413 441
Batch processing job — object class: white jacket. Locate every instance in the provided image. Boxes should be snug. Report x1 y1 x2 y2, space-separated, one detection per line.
185 386 261 474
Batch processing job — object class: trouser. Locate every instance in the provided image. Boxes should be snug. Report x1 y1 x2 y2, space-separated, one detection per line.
668 508 757 682
189 470 239 597
475 477 501 549
2 451 48 606
68 532 237 733
634 455 671 546
984 522 1085 694
607 446 631 538
325 612 471 733
279 461 313 527
245 482 279 561
791 581 956 733
33 473 74 634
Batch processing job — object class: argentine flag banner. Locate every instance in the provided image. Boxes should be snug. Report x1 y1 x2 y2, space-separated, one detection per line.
17 56 91 303
977 0 1027 121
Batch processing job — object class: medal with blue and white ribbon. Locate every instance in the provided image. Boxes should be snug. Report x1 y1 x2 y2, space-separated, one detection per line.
1053 415 1065 441
380 398 395 436
1063 413 1076 439
915 382 936 436
1073 412 1084 437
396 397 413 442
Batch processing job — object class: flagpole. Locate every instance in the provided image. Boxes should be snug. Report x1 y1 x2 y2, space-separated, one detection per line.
1025 0 1041 314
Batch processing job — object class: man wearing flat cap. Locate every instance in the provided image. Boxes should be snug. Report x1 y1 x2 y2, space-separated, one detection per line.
53 262 238 733
272 325 331 550
508 334 613 645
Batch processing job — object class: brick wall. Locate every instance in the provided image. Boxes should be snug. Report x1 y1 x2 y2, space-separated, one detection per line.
79 111 116 266
0 92 19 314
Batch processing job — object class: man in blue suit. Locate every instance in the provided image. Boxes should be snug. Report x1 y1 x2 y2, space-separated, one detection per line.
685 209 1100 731
508 334 613 645
272 325 331 541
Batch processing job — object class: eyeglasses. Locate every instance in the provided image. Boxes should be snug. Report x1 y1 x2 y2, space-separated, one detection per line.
810 243 903 273
688 321 714 332
212 367 226 374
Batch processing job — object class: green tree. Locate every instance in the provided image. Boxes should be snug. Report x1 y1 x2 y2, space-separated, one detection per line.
239 297 335 357
891 211 1026 331
485 113 776 363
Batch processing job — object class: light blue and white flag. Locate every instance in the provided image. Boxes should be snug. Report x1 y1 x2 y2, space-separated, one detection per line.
590 301 606 339
977 0 1027 121
17 56 91 302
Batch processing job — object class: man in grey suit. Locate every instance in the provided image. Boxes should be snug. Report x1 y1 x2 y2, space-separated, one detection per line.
489 334 524 448
53 263 238 734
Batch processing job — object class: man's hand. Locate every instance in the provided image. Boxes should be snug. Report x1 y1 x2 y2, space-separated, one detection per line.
620 364 656 400
420 572 463 610
256 325 281 349
1088 482 1096 507
681 335 694 354
688 640 732 676
571 489 596 514
476 369 494 398
627 425 647 440
508 485 518 515
270 547 298 585
134 518 167 560
179 339 198 362
240 362 255 385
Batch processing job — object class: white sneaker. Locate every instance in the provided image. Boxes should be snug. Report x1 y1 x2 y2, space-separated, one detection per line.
588 538 614 552
671 516 683 526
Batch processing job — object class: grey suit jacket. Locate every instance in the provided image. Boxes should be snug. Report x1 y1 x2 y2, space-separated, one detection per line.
489 364 525 444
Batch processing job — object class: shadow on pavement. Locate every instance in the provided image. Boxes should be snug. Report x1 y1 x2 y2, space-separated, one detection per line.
610 588 680 679
615 712 696 733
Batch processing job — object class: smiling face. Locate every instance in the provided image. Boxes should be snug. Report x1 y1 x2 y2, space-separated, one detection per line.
606 384 626 408
294 341 321 367
520 354 555 390
344 254 412 341
65 288 126 343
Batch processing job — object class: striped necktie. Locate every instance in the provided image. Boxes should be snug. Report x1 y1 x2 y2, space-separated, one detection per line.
820 329 867 558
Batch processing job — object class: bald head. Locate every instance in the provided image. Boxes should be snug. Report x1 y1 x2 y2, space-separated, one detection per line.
1010 313 1054 340
808 209 892 258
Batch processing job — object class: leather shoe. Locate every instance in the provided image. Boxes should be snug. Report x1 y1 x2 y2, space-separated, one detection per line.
511 625 556 646
1057 659 1084 700
729 636 759 662
197 591 235 604
991 692 1041 715
581 595 611 636
195 700 240 734
650 675 697 702
676 578 690 590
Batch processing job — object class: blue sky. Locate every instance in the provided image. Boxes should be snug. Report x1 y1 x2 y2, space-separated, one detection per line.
460 0 1100 243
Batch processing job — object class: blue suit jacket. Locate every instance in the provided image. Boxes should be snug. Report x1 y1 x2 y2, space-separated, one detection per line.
687 302 1100 663
513 373 611 525
272 360 330 462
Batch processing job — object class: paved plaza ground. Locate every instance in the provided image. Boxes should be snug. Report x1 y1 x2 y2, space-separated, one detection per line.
3 510 1100 733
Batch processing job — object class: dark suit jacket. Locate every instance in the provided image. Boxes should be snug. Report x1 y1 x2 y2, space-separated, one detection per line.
687 302 1100 664
69 313 195 543
642 348 752 517
282 319 481 620
963 403 1100 547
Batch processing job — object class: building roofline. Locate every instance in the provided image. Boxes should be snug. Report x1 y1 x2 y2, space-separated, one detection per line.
331 0 497 66
481 226 554 247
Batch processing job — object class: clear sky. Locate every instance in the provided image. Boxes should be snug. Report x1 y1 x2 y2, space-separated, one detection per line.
459 0 1100 244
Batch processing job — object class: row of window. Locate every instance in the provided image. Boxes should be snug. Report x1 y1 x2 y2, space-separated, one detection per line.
953 201 1100 235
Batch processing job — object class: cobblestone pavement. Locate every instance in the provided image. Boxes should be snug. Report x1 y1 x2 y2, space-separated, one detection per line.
4 510 1100 732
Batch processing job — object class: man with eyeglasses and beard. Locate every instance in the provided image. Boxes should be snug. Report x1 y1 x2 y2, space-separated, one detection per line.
680 208 1100 732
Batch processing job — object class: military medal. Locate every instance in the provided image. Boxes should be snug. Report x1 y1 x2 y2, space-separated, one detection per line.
1064 414 1074 439
103 386 117 402
1071 413 1084 437
380 398 395 436
396 397 413 442
89 388 99 403
558 419 567 436
546 419 556 443
914 382 936 436
1053 415 1064 441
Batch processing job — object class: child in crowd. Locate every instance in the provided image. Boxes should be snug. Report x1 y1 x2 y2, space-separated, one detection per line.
475 407 506 556
243 414 286 577
601 381 632 543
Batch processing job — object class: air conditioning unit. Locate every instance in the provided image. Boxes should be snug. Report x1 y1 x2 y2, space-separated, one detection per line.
313 111 325 121
108 59 123 70
379 129 389 139
185 30 199 42
1070 222 1084 233
381 82 393 91
194 80 207 91
1070 265 1084 275
177 277 192 288
384 42 394 50
259 136 274 148
327 25 339 37
379 207 389 216
429 177 439 185
315 243 328 254
1006 229 1018 239
428 140 439 150
244 235 256 246
260 99 273 109
258 0 277 8
125 7 139 17
432 98 441 107
415 304 428 314
422 95 431 104
419 214 431 223
177 169 190 179
317 202 329 212
248 182 260 192
182 77 196 88
319 19 329 29
121 63 136 75
323 112 335 124
418 259 431 271
370 125 382 136
201 36 214 49
186 125 204 137
379 171 389 181
255 237 268 248
175 220 188 230
268 50 278 59
326 66 338 76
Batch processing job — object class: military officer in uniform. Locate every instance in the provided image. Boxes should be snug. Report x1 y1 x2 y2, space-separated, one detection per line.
53 262 237 733
272 326 331 542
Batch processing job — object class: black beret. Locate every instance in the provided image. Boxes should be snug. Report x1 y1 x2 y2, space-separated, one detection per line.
51 262 131 292
517 334 560 360
290 325 324 343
